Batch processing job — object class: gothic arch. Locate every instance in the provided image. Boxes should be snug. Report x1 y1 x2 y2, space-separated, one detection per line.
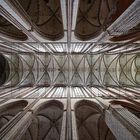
11 0 64 41
0 100 28 129
0 15 28 41
3 54 23 87
0 54 10 86
21 100 64 140
75 100 116 140
75 0 134 40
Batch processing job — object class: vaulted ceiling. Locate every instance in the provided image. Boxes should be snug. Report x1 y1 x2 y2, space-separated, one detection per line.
0 0 140 87
0 0 140 44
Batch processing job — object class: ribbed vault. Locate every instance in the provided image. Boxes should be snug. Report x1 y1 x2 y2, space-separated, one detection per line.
75 100 116 140
0 100 28 129
21 100 63 140
12 0 64 40
1 53 140 87
75 0 134 40
0 1 140 140
0 15 27 41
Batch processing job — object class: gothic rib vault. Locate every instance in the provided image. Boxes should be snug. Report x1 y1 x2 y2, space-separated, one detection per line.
0 0 140 140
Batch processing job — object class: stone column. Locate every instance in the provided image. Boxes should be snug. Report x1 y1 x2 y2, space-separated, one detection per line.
105 105 140 140
1 112 33 140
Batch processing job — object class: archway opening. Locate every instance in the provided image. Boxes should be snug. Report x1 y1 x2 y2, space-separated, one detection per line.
21 100 64 140
0 15 28 41
0 100 28 129
75 100 116 140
